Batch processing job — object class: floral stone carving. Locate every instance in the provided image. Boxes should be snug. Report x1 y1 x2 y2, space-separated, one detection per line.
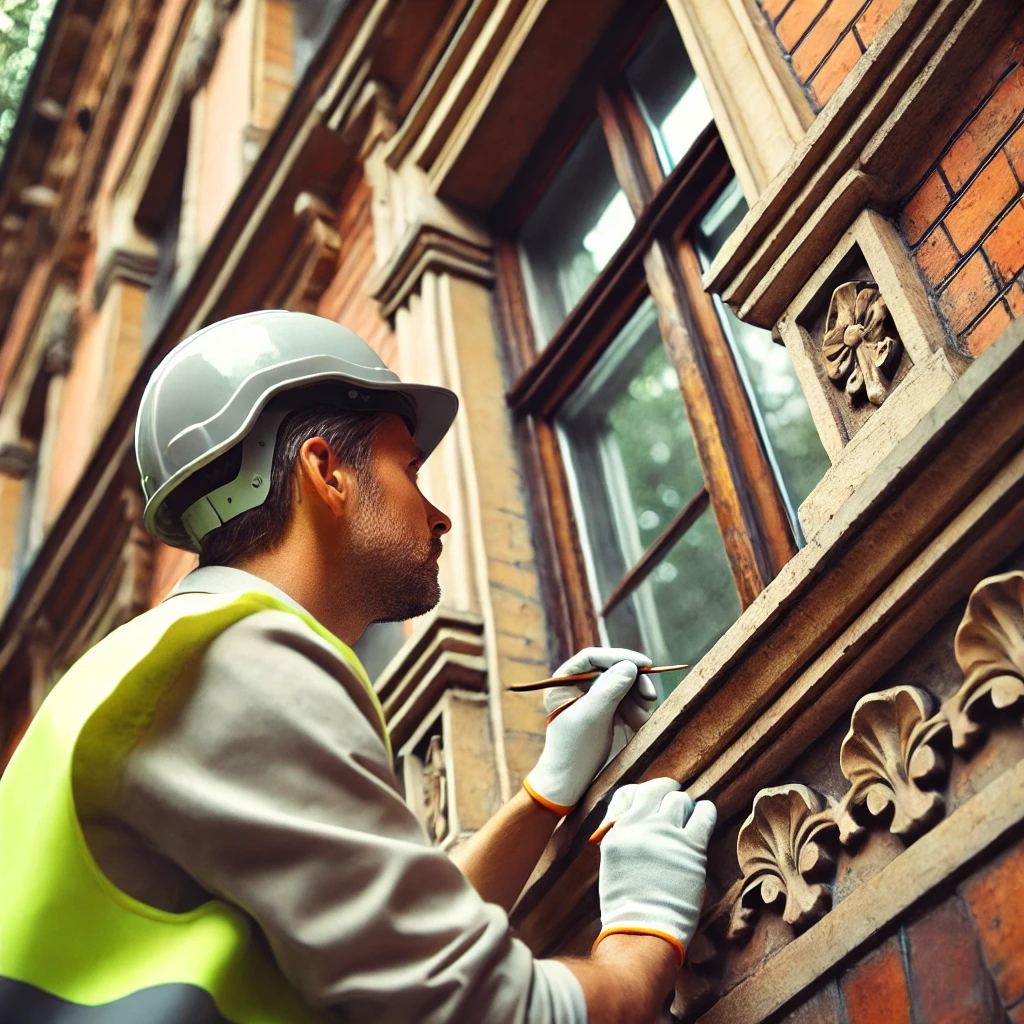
728 785 838 942
949 571 1024 752
823 281 902 406
834 686 950 846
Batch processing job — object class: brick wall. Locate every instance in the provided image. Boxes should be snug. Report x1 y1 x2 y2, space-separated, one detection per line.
901 33 1024 357
758 0 902 108
775 836 1024 1024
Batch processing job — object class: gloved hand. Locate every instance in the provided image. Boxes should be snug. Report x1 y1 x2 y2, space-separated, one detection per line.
523 649 656 815
592 777 717 963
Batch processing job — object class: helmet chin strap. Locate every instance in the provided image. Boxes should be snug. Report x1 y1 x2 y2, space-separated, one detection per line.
181 407 290 549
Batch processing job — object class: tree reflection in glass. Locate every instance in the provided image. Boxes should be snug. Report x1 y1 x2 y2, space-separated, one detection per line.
557 298 740 696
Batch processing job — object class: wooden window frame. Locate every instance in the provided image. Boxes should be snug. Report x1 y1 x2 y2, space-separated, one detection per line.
493 1 798 663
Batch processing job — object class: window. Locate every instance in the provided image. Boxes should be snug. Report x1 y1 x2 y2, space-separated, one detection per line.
495 3 828 697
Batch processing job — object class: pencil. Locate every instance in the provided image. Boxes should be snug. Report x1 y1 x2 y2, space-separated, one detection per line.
507 663 689 693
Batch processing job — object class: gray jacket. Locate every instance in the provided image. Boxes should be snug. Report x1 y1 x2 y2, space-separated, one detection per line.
84 565 586 1023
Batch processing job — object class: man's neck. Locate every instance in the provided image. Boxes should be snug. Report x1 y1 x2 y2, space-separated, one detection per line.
229 546 369 646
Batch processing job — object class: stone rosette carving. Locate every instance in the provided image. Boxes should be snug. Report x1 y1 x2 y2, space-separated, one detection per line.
949 571 1024 752
834 686 950 846
823 281 902 406
728 785 838 942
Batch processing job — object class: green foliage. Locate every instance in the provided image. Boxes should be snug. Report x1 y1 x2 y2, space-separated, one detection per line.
0 0 60 162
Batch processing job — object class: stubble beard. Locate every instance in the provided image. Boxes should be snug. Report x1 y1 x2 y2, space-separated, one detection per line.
347 478 443 624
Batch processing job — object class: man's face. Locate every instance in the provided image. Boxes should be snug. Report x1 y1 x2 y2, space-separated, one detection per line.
346 414 451 623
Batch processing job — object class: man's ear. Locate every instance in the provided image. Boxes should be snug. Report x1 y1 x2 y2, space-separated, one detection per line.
297 437 350 518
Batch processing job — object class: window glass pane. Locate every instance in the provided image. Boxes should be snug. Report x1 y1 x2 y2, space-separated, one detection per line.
694 179 831 527
626 10 714 174
519 120 634 345
557 298 705 604
604 504 741 694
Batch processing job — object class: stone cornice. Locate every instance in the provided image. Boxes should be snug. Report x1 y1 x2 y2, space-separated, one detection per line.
374 606 487 750
370 216 494 319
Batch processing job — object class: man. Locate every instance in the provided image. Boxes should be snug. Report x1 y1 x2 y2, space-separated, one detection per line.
0 311 716 1023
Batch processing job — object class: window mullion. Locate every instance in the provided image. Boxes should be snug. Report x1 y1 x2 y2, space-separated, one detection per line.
595 83 664 217
643 236 795 608
601 487 709 617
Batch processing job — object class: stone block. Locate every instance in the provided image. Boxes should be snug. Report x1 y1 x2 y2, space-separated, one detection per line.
779 981 843 1024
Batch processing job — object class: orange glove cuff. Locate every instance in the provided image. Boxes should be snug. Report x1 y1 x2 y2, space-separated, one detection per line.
592 926 686 965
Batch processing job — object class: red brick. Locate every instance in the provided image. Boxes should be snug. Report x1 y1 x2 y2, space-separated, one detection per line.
1007 123 1024 182
903 171 951 245
938 251 1000 333
983 201 1024 284
780 981 843 1023
777 0 829 52
842 938 912 1024
907 897 1002 1024
1009 282 1024 318
1011 1002 1024 1024
856 0 902 48
963 300 1012 357
792 0 864 82
810 32 862 106
944 152 1020 251
762 0 792 21
963 839 1024 1006
916 225 960 287
942 71 1024 192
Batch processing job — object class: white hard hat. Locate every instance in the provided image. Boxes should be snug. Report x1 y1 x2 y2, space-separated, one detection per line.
136 310 458 551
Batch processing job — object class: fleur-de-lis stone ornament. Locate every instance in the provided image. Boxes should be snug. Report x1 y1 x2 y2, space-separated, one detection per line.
822 281 902 406
728 785 838 942
834 686 950 846
949 571 1024 752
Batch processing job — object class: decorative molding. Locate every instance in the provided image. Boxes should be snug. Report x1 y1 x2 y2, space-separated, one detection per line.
949 571 1024 753
0 442 36 479
371 215 494 320
834 686 950 845
92 246 159 309
822 281 903 407
375 607 486 750
179 0 243 94
728 784 838 942
264 192 341 314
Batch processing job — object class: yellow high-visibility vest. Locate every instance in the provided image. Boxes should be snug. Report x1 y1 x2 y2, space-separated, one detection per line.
0 589 389 1022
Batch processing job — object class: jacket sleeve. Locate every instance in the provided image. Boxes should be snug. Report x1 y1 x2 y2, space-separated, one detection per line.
117 609 587 1024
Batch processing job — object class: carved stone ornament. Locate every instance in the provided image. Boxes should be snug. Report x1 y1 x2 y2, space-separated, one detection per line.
834 686 950 846
422 734 448 844
728 784 838 942
949 571 1024 752
822 281 902 406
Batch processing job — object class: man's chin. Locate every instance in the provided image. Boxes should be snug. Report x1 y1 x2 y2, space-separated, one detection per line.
372 581 441 624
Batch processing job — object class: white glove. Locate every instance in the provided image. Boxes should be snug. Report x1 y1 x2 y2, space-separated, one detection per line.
523 649 656 815
593 778 717 963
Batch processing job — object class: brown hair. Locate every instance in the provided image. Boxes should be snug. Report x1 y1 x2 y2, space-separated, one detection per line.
167 401 392 567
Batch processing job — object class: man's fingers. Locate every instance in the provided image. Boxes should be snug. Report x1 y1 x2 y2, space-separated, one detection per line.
658 790 695 829
618 777 680 822
616 693 654 733
584 661 638 713
556 647 652 677
685 800 718 849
